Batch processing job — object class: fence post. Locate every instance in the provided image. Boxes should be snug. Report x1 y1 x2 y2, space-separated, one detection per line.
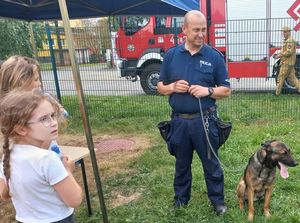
45 23 62 103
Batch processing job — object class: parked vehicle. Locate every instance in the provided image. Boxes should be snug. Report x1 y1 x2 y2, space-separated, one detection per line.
114 0 300 94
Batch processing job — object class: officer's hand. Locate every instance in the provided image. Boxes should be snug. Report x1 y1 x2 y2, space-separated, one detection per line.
189 85 209 98
173 80 189 93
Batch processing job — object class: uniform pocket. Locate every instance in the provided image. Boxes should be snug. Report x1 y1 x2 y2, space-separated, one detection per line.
195 64 213 74
194 65 214 86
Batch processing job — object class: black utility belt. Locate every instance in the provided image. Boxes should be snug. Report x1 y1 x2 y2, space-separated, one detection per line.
173 106 216 119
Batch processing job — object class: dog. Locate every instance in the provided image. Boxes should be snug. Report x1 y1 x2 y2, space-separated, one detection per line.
236 140 298 221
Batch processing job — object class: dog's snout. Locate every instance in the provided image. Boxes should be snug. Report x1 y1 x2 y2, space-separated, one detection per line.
293 160 298 166
282 156 298 167
288 159 298 167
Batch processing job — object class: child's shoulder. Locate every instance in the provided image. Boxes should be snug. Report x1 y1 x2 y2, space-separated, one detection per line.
13 144 57 162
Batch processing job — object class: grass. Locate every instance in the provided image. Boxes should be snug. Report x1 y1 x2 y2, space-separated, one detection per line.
62 92 300 223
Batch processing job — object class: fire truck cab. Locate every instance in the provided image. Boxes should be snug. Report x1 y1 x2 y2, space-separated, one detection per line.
115 15 185 94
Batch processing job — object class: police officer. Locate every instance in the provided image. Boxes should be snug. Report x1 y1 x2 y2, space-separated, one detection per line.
157 10 231 215
274 26 300 95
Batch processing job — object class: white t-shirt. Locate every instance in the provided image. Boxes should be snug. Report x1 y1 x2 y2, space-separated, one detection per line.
0 141 58 180
0 159 3 179
4 144 73 223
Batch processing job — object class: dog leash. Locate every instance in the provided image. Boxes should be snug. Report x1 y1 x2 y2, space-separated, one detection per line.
198 98 245 172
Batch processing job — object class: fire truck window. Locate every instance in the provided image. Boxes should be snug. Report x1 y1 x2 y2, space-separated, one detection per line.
171 17 184 28
124 16 150 36
156 17 166 28
171 17 183 34
154 16 183 35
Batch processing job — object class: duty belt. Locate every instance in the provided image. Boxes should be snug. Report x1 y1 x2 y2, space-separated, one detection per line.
173 106 216 119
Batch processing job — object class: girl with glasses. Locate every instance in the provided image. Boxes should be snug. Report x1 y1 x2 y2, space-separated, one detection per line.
0 90 82 223
0 56 68 204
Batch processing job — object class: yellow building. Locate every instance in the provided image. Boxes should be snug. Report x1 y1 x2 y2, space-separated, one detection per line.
37 19 83 57
37 19 103 65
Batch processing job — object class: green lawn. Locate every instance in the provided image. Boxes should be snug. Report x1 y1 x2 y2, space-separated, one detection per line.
63 93 300 223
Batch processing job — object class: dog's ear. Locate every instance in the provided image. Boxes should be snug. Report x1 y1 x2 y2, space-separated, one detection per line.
258 140 277 162
257 148 267 163
261 139 277 151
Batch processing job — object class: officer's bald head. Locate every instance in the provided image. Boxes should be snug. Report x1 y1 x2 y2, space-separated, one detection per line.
184 10 206 26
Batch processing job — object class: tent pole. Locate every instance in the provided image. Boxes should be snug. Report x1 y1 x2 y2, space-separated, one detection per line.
29 22 38 60
57 0 109 222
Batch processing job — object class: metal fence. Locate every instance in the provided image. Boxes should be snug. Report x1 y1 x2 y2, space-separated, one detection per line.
1 17 300 121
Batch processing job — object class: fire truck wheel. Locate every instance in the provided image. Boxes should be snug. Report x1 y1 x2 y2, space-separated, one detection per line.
140 63 160 95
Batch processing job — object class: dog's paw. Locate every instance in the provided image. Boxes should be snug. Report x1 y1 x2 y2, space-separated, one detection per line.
248 214 254 222
264 210 271 218
238 203 244 210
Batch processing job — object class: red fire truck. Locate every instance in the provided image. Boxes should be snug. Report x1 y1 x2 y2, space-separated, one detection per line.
114 0 300 95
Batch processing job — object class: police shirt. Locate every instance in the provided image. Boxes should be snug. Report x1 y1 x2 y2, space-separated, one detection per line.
159 43 230 113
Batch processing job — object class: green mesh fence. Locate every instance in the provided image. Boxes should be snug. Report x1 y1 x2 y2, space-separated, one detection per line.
0 17 299 123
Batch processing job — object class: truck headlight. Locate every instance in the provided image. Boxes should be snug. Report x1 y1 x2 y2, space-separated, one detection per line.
127 44 135 51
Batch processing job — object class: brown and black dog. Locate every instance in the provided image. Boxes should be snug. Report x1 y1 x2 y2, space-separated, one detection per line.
236 140 298 221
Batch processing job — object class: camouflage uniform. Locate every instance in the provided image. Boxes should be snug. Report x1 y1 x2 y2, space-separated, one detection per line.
275 27 300 95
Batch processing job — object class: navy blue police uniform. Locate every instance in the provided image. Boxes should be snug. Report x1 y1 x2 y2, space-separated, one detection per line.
159 43 230 207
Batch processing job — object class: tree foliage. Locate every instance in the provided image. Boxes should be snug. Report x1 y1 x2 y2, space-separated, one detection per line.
71 18 112 63
0 19 44 60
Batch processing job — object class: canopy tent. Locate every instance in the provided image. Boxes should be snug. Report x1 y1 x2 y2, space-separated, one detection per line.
0 0 200 222
0 0 199 21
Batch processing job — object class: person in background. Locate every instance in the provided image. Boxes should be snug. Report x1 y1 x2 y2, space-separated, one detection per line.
157 10 231 215
0 55 42 95
0 89 82 222
274 26 300 95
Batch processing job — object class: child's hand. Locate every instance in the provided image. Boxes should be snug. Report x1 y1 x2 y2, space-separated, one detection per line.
0 179 10 201
62 155 75 173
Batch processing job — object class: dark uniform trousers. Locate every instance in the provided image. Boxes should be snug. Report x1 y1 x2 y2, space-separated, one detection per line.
167 110 224 206
17 214 75 223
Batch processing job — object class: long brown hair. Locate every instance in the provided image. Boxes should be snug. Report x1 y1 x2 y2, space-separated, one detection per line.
0 55 40 96
0 89 60 198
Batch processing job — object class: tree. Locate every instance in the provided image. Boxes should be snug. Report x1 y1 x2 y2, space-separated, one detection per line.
0 19 44 60
72 18 112 63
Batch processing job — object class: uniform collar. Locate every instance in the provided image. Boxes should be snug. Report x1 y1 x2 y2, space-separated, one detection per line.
179 43 208 55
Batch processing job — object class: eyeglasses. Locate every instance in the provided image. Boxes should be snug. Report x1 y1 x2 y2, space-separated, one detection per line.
26 113 59 127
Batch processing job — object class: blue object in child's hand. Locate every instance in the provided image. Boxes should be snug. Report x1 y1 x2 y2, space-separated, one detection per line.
51 144 63 161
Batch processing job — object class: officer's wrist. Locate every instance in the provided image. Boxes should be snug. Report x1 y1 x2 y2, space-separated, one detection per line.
172 81 177 93
207 87 214 97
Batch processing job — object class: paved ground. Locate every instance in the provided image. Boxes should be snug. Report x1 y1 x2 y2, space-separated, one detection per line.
41 65 277 96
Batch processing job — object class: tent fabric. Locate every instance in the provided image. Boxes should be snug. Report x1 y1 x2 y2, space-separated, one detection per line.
0 0 200 21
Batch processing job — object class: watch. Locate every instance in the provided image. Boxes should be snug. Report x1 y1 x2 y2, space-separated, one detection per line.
208 87 214 97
